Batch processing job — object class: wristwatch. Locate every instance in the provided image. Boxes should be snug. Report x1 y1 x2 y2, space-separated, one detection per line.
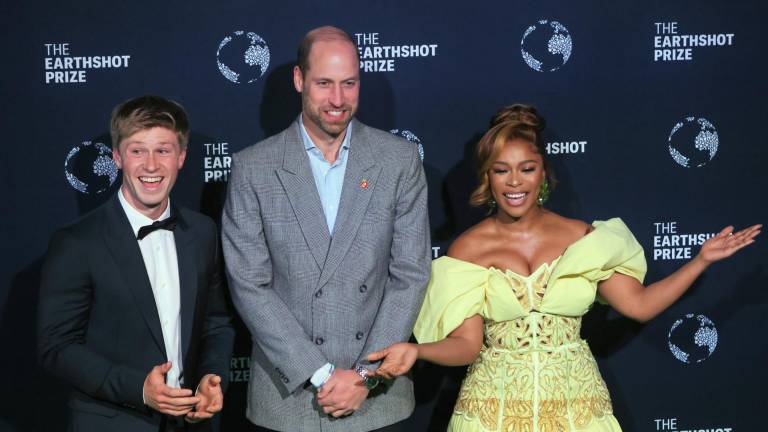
355 364 381 390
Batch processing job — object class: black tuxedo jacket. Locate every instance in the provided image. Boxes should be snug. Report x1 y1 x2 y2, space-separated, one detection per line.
38 195 234 431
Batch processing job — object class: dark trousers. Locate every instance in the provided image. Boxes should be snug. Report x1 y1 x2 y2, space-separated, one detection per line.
253 419 406 432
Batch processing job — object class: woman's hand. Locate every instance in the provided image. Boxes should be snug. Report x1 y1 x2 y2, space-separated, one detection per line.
366 343 419 380
698 224 761 264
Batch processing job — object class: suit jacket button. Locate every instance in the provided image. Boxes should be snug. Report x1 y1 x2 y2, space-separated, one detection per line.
315 290 323 298
315 337 324 345
359 284 367 293
355 331 364 340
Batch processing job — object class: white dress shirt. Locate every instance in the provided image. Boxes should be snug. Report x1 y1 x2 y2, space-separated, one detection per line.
118 190 183 389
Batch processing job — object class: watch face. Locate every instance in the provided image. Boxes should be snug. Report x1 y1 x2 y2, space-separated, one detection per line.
365 376 380 390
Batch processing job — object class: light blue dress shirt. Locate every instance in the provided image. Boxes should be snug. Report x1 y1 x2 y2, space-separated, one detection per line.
299 116 351 234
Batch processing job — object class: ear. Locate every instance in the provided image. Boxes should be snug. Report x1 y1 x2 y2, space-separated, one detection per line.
177 147 187 170
293 65 304 93
112 146 123 169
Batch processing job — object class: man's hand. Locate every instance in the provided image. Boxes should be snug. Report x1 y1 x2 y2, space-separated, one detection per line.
143 362 199 416
185 374 224 423
316 368 368 417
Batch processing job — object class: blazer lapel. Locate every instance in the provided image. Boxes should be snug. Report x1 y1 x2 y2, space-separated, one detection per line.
275 120 331 271
173 210 198 358
317 119 381 290
103 196 166 357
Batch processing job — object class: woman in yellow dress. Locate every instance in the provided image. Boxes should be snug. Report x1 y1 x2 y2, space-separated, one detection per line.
367 105 761 432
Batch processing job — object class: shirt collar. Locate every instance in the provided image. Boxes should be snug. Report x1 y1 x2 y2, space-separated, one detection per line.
118 188 172 237
299 115 352 152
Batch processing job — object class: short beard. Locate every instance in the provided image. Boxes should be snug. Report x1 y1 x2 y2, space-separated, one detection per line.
302 93 353 139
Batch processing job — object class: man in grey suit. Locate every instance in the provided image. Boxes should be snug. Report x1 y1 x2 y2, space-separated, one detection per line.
221 26 431 432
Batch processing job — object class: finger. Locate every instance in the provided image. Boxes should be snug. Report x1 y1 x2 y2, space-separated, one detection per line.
331 409 352 418
317 380 337 398
317 385 331 399
718 226 734 237
729 225 761 243
185 416 202 424
743 227 762 240
731 226 757 239
159 406 193 416
184 414 203 424
210 375 222 386
729 239 756 254
162 387 195 397
377 358 394 369
187 410 214 420
366 349 388 362
317 392 336 405
317 389 333 403
160 396 200 407
729 229 759 247
149 363 171 381
206 401 223 413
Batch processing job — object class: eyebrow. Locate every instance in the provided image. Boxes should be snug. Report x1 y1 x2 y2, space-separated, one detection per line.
492 159 539 165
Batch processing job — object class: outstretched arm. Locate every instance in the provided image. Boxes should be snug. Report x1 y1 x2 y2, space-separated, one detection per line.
367 314 483 379
599 224 761 322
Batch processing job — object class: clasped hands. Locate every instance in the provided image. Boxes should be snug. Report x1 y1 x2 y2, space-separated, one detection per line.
143 361 223 422
316 368 369 417
316 346 421 418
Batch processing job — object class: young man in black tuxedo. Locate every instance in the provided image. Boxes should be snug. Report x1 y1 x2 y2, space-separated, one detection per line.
38 95 234 431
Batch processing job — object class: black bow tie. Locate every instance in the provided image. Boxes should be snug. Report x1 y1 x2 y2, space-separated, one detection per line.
136 215 178 240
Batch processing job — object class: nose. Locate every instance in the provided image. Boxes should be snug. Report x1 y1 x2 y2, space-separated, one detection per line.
507 172 520 187
329 84 343 107
145 151 158 171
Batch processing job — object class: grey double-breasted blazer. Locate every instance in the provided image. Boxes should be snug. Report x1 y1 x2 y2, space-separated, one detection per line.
222 118 431 431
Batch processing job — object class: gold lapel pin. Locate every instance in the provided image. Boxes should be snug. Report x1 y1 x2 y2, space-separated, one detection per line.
359 179 369 189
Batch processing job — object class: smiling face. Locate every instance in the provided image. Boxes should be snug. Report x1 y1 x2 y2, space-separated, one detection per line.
293 38 360 142
112 126 186 219
488 138 545 220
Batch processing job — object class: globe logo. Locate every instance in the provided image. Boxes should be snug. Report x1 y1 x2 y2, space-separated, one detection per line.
667 314 718 364
216 31 270 84
390 129 424 161
64 141 118 194
668 117 719 168
521 20 573 72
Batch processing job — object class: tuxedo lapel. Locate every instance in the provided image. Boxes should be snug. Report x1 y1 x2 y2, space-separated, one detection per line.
317 120 381 290
173 211 198 358
103 197 166 357
275 121 331 271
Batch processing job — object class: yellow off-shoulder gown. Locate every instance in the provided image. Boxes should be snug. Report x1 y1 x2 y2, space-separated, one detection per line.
413 218 647 432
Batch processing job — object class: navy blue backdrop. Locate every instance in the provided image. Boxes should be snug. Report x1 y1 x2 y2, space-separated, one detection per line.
2 1 766 431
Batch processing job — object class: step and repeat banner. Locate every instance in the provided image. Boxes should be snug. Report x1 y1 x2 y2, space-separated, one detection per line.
1 1 766 431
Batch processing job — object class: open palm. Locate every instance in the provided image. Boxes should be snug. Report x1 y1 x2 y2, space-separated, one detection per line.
699 224 761 263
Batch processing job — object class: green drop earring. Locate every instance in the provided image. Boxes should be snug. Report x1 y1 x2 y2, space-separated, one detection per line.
537 178 550 206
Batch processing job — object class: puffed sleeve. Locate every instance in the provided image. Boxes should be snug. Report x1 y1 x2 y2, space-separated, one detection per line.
592 218 647 283
412 257 489 343
544 218 648 311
